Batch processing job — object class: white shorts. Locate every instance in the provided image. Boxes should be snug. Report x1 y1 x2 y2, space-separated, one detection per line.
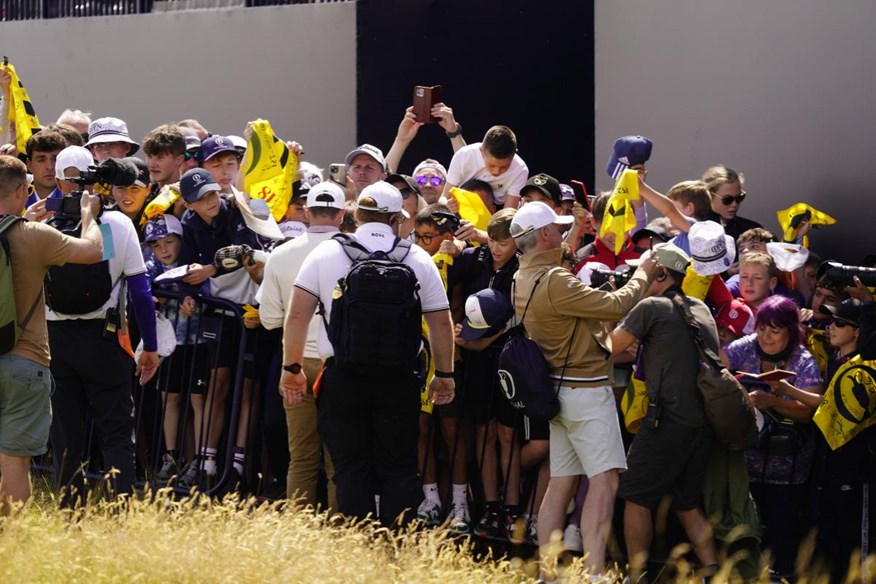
549 385 627 478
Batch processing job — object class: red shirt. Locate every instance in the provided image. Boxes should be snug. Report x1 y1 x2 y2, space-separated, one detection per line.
573 236 641 275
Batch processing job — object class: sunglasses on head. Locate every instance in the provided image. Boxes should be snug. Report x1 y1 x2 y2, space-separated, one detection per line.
720 191 746 206
831 318 858 328
415 175 444 187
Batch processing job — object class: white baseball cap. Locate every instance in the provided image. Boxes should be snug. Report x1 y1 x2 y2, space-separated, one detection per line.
509 201 574 238
357 181 409 218
55 146 94 180
306 181 346 210
345 143 386 170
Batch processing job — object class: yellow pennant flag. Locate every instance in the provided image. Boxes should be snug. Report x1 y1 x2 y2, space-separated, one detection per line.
450 187 492 232
599 168 640 254
813 356 876 450
0 60 41 155
142 185 181 227
777 203 836 246
243 119 298 222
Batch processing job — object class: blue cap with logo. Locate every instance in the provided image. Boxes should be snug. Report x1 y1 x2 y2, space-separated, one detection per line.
144 214 184 243
605 135 652 180
199 135 239 162
180 168 219 203
459 289 514 341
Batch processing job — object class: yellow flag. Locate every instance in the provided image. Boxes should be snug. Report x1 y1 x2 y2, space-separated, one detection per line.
598 168 640 254
776 203 836 246
681 264 714 300
813 356 876 450
243 119 298 222
0 61 41 155
621 375 649 434
450 187 492 232
142 184 181 227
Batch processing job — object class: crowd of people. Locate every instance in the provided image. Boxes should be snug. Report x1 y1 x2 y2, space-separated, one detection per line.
2 73 875 583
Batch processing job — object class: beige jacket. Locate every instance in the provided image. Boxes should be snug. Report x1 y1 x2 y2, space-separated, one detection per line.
513 248 651 387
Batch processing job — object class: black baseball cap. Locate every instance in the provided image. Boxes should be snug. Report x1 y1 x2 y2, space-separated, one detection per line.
520 173 562 206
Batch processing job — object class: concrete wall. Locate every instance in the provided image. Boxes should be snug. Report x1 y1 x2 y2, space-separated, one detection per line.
0 3 356 174
595 1 876 263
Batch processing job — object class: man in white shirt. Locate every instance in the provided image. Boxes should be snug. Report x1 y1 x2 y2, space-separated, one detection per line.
281 181 455 525
258 181 345 509
443 125 528 209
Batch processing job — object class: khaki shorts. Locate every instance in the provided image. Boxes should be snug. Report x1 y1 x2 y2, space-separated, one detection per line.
549 385 627 478
0 354 52 457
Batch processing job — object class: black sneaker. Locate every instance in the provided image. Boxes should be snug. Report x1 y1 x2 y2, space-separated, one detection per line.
154 454 179 484
178 459 202 489
474 505 505 541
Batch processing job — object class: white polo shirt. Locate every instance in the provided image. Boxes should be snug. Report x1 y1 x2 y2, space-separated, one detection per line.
445 142 528 205
257 227 338 359
46 210 146 321
294 222 449 360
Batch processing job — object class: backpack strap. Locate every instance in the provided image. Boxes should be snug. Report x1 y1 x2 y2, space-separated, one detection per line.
669 291 722 369
0 215 43 332
332 233 372 263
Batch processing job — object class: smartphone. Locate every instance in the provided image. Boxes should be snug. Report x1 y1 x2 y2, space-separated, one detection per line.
412 85 443 123
329 163 347 186
570 180 591 212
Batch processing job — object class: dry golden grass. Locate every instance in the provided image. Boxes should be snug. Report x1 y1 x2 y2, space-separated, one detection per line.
2 486 873 584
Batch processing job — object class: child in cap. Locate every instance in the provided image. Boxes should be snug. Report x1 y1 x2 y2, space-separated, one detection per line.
143 214 210 484
714 299 757 347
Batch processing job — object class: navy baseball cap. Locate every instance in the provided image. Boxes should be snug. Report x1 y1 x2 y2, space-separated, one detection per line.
460 289 514 341
819 298 862 326
180 168 219 203
199 135 239 162
606 135 652 179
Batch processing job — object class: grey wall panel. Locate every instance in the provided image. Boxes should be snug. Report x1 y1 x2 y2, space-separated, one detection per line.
595 0 876 262
0 4 356 173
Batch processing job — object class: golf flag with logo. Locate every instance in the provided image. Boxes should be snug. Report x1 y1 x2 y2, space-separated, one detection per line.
1 59 41 155
814 355 876 450
243 119 298 222
777 203 836 247
450 186 492 232
599 168 640 255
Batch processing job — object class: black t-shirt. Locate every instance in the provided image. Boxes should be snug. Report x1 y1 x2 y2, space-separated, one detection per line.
620 292 720 428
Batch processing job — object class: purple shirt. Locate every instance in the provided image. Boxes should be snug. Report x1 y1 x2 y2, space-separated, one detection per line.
724 335 823 484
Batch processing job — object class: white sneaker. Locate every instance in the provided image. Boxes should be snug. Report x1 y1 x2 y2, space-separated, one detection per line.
447 503 471 534
416 497 442 526
563 523 583 552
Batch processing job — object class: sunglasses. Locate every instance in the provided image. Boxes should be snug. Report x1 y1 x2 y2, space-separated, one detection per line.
831 318 858 329
719 191 747 206
415 175 444 187
398 187 414 199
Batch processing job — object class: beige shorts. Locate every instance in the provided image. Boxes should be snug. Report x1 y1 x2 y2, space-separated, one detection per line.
549 385 627 478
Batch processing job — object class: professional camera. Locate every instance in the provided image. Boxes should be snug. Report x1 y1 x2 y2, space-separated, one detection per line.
589 267 633 289
816 260 876 287
47 157 139 219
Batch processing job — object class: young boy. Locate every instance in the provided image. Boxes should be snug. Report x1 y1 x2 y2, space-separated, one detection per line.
449 208 547 542
412 204 469 532
737 252 777 312
143 214 209 483
142 124 186 191
178 168 268 489
444 125 528 209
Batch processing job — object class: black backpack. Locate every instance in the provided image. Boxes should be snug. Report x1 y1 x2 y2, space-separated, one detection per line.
44 216 113 315
324 233 422 368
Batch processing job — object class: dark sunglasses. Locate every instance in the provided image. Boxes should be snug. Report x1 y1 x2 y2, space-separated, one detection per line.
720 191 747 206
831 318 858 329
398 187 414 199
415 175 444 187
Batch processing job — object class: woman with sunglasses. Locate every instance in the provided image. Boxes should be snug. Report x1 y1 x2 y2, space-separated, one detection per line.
703 164 762 243
721 295 823 579
765 280 875 581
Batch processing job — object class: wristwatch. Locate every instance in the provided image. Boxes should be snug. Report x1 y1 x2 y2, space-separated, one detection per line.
445 123 462 139
283 363 302 374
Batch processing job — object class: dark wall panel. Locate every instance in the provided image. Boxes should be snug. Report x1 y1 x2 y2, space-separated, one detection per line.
357 0 594 191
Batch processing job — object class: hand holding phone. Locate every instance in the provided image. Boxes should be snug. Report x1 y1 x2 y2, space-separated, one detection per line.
329 163 347 186
412 85 443 123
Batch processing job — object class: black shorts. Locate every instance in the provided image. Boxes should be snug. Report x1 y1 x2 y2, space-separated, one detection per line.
156 343 210 394
618 419 713 510
461 348 517 427
521 414 549 442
